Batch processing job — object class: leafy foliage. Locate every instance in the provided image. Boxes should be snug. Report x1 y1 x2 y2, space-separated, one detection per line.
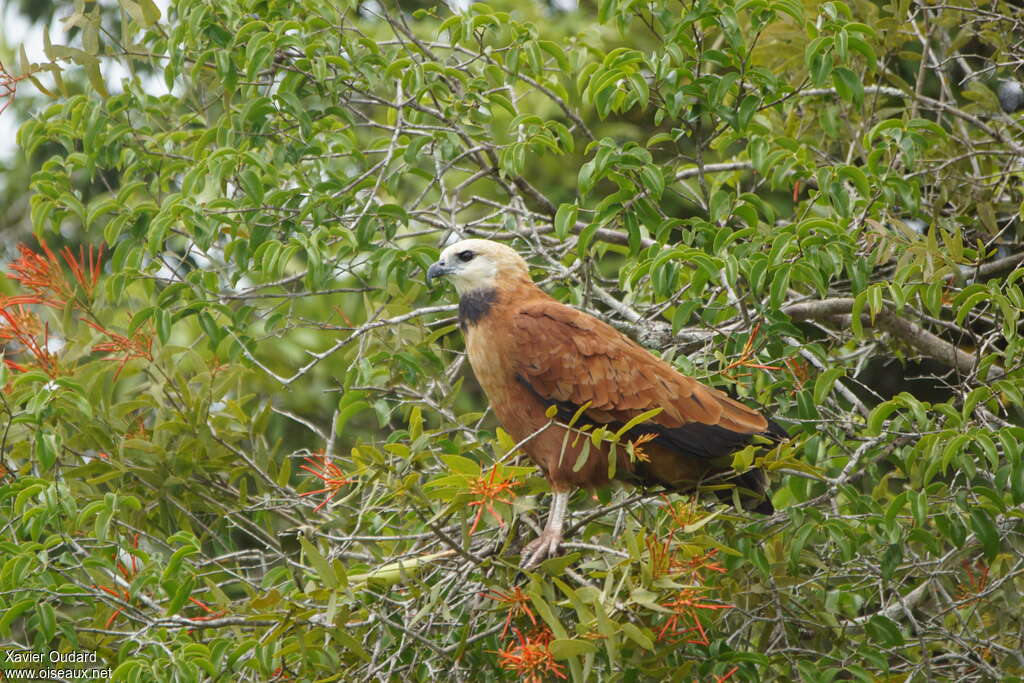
1 0 1023 680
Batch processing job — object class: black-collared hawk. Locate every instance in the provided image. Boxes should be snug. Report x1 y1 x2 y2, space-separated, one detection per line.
427 239 786 568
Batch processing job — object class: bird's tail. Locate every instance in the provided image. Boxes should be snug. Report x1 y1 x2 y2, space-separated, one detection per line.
764 416 789 441
726 465 775 514
731 417 787 514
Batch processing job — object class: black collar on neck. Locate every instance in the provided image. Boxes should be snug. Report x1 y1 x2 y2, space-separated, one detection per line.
458 288 497 329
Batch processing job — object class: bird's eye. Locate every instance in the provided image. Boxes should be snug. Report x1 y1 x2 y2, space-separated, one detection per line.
457 250 474 262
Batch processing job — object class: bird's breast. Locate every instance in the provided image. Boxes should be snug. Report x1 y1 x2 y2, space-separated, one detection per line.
464 314 547 434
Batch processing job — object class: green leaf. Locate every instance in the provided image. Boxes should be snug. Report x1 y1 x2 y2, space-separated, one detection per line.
110 660 143 683
969 508 1000 560
162 544 199 582
639 165 664 200
614 407 664 439
572 440 592 472
332 627 372 662
35 431 59 470
36 602 56 642
865 118 903 146
770 264 792 308
440 454 481 477
549 638 599 659
554 203 578 241
866 399 901 436
866 614 904 647
528 592 568 639
300 536 339 589
0 599 35 635
166 576 195 616
14 483 45 514
813 367 846 404
621 622 654 650
850 289 868 339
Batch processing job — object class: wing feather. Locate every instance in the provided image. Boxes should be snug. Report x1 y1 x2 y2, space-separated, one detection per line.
510 301 769 437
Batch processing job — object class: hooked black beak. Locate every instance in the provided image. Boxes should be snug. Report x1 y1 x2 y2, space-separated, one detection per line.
426 261 452 287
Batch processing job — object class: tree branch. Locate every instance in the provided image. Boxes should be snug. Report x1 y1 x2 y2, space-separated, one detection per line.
783 298 1003 380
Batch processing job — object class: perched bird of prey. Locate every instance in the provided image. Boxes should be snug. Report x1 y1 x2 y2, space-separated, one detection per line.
427 239 786 568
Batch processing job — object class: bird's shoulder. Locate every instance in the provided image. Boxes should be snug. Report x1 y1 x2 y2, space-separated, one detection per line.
507 298 674 400
510 298 625 342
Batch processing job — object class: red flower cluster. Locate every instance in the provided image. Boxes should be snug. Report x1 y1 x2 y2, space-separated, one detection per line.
657 587 733 645
484 587 567 681
299 453 355 512
680 549 727 584
115 533 141 581
484 501 739 678
494 626 566 683
84 319 153 379
0 60 27 116
95 582 133 628
957 558 990 606
7 241 102 308
482 585 536 639
629 432 657 463
721 322 781 382
98 534 226 629
0 241 156 380
711 666 740 683
97 534 142 628
466 466 520 535
646 496 705 579
0 302 60 376
646 498 734 645
187 596 227 623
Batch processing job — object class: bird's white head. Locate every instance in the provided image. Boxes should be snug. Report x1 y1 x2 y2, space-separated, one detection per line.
426 239 530 295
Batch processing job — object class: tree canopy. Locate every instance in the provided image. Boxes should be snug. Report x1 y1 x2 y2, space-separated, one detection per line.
1 0 1023 680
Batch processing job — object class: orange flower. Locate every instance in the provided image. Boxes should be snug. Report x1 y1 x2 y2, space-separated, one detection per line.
957 558 990 605
494 626 566 683
6 241 103 308
482 585 536 639
647 499 726 580
709 666 739 683
0 242 104 378
95 583 132 628
0 60 28 116
61 243 104 300
467 466 520 535
646 532 676 579
85 320 153 379
722 323 781 381
187 596 227 622
0 301 61 377
0 300 44 338
657 587 733 645
115 533 141 580
299 453 355 512
784 357 810 390
664 495 702 530
629 432 657 463
8 242 73 307
681 549 727 583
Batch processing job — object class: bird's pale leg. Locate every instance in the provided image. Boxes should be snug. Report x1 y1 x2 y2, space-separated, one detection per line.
521 490 570 569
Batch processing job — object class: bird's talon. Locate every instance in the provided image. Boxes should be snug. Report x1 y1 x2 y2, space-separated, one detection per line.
520 529 562 569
